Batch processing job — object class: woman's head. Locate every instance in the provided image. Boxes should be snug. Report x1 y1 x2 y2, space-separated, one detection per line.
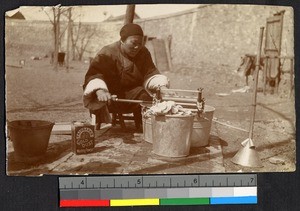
120 23 144 58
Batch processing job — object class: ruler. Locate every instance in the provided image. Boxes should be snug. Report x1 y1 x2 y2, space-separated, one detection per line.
59 174 257 207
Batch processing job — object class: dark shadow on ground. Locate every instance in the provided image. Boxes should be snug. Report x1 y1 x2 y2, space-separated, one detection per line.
66 161 122 174
7 139 72 172
129 154 211 174
257 102 295 129
92 146 113 153
129 138 222 174
222 138 293 159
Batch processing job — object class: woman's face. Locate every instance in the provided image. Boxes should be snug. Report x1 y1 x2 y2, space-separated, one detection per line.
121 35 143 58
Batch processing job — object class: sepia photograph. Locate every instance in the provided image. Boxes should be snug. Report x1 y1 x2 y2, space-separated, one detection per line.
5 4 295 176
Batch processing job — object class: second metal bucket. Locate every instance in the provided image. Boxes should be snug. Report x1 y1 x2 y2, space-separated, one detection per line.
191 105 215 147
141 103 152 143
151 114 194 157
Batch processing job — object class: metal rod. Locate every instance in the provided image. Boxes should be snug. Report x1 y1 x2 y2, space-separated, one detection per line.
113 98 150 104
112 95 198 109
177 102 197 107
249 27 264 140
162 97 197 103
113 97 197 108
160 88 200 93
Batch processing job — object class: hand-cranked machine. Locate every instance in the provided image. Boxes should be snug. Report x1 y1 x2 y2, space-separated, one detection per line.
111 87 206 114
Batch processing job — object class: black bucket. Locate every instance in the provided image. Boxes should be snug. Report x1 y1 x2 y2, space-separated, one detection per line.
8 120 54 163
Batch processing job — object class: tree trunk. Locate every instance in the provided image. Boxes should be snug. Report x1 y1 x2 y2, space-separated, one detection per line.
124 5 135 24
53 6 61 71
66 7 71 71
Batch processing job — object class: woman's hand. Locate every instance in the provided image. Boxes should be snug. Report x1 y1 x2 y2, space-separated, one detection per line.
96 89 111 104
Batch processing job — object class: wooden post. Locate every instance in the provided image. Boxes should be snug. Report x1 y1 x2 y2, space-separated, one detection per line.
164 37 173 71
290 58 294 98
249 27 264 140
124 5 135 24
263 57 268 95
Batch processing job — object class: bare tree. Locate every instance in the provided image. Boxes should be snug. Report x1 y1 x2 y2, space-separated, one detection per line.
75 25 96 61
70 21 81 60
43 5 68 70
44 6 98 64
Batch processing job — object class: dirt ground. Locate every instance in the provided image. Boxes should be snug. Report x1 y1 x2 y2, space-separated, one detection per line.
5 56 296 174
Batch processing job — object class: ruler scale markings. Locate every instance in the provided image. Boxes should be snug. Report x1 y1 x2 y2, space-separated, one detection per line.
59 174 257 206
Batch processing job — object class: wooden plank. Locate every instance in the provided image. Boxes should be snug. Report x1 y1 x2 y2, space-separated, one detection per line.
266 16 282 24
290 58 294 98
264 11 284 95
52 122 72 135
145 40 157 66
164 37 173 71
263 57 268 95
152 39 169 72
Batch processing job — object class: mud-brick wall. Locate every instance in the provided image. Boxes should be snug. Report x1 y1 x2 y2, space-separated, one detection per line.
5 5 294 70
79 22 122 58
5 20 54 57
138 4 294 70
5 19 122 59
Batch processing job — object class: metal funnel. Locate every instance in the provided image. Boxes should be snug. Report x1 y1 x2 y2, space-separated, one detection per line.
231 27 265 169
231 138 263 168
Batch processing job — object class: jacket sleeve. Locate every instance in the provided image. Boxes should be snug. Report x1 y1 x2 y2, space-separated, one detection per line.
82 49 112 115
83 49 112 97
142 48 170 95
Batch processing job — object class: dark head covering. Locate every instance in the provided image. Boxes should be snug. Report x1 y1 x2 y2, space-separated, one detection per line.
120 23 144 41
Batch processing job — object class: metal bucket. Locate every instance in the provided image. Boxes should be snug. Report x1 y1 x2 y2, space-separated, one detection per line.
7 120 54 162
141 103 153 143
191 105 215 147
151 114 194 157
142 117 152 143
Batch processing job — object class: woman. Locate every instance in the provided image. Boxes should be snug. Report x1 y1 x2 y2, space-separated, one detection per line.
83 23 169 129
